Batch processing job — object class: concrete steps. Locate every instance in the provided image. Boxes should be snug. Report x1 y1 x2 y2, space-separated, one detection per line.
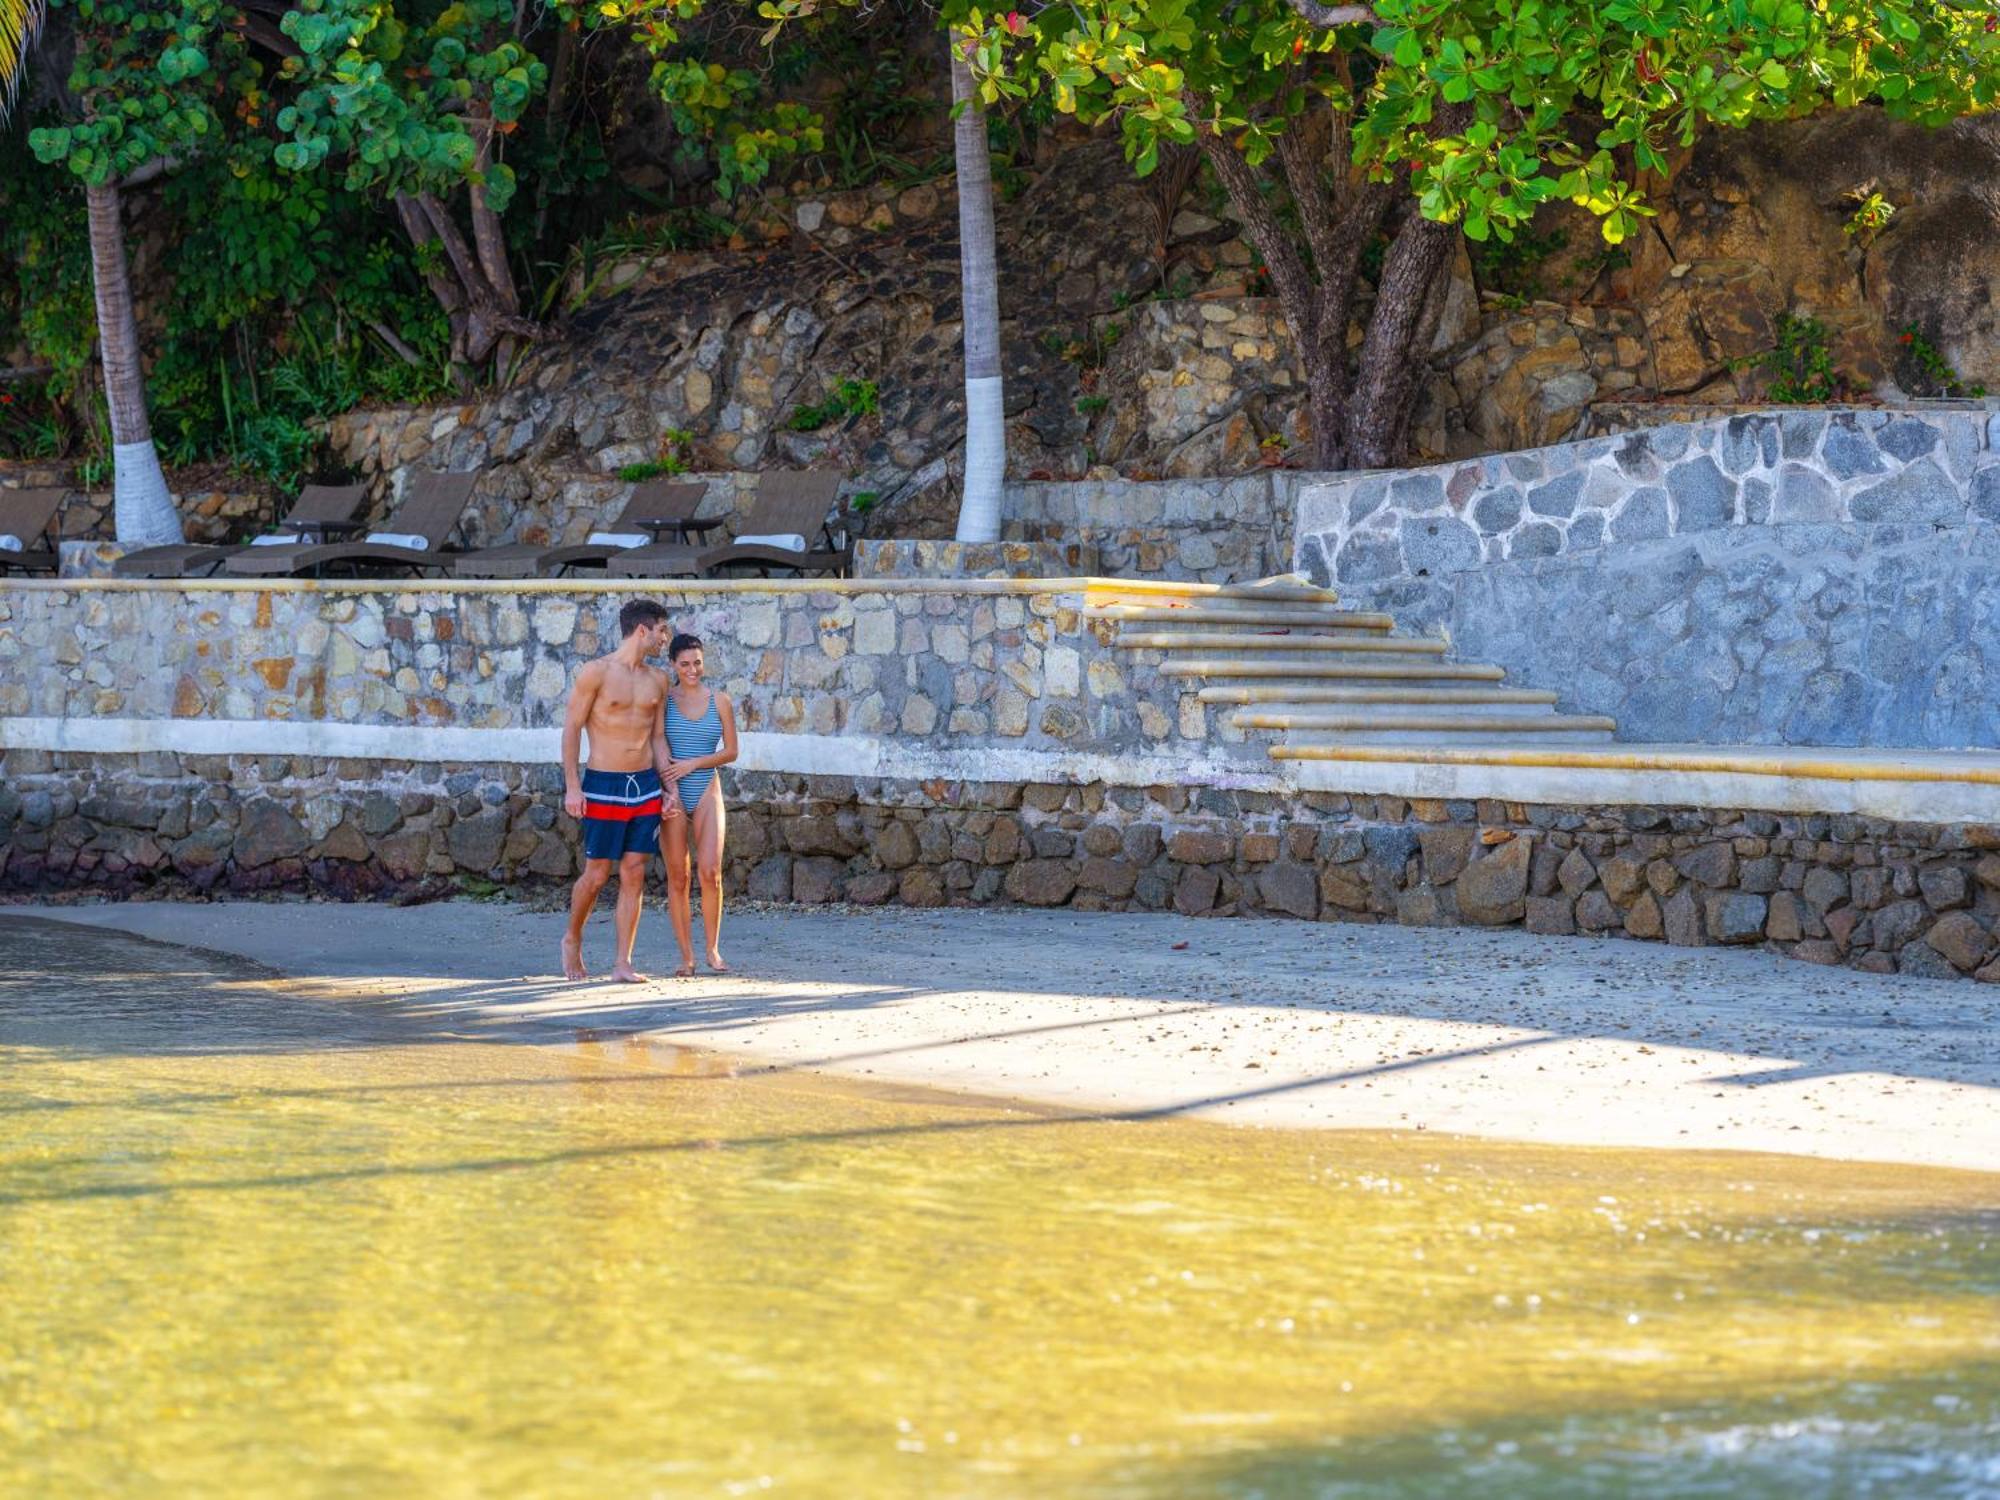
1091 574 1618 752
1160 659 1508 683
1230 709 1619 745
1114 629 1448 655
1199 685 1559 706
1085 604 1396 632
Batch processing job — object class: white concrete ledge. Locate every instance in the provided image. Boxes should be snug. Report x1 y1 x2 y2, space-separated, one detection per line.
1283 745 2000 824
8 714 1998 822
0 717 1289 794
2 574 1333 603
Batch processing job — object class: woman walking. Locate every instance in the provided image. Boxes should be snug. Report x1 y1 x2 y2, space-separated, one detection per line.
660 633 739 977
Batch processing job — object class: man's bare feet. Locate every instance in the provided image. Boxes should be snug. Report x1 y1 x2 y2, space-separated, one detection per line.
610 962 647 984
561 936 588 981
705 949 729 974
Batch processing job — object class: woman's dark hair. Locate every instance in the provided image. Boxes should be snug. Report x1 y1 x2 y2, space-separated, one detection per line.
618 599 670 638
669 632 703 660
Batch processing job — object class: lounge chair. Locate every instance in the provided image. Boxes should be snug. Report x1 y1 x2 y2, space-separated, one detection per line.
114 483 368 579
453 479 712 579
609 469 847 579
225 470 479 579
0 488 64 577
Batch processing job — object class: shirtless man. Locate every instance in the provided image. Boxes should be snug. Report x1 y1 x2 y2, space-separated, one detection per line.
559 598 677 982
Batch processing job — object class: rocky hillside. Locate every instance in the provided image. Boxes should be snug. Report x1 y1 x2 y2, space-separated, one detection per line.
327 110 2000 533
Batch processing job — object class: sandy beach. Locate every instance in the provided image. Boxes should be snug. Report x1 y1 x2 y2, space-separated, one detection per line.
9 898 1997 1173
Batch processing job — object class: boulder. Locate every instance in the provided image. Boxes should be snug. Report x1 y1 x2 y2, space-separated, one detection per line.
792 857 848 904
1455 837 1531 925
236 800 310 869
1705 891 1768 945
1925 911 1993 973
747 854 794 902
1005 859 1079 908
1256 862 1319 920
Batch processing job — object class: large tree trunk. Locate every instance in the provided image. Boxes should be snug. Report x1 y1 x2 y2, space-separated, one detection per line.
394 189 541 384
950 46 1004 543
1344 213 1454 469
84 179 180 546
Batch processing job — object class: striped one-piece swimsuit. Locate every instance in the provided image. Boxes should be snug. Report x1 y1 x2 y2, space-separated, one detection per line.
665 691 723 812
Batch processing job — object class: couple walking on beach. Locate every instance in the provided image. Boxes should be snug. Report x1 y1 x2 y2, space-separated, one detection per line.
558 599 739 983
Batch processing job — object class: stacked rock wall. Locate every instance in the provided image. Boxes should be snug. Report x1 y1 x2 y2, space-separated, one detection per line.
0 581 1226 761
1295 407 2000 749
7 749 1998 981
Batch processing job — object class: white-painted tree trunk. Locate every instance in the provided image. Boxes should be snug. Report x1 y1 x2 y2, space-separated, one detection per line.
950 47 1004 544
85 179 181 547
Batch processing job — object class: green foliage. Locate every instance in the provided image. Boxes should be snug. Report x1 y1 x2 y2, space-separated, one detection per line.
1074 394 1110 416
1896 325 1986 399
0 385 70 458
29 0 252 187
275 0 546 211
1844 185 1897 244
617 459 676 481
1738 312 1847 404
786 376 879 432
953 0 2000 249
618 429 695 480
1473 226 1567 300
1044 321 1124 378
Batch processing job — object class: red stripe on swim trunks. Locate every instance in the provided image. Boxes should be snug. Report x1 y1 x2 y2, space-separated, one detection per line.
585 797 662 821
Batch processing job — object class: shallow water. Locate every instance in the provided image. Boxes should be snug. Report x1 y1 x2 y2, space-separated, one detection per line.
1 918 1996 1497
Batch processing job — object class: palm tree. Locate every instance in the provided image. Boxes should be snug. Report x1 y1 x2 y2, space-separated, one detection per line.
949 41 1003 544
85 170 180 546
5 0 181 547
0 0 40 122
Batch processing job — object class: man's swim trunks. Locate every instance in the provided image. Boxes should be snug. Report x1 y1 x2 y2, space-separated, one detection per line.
579 767 664 861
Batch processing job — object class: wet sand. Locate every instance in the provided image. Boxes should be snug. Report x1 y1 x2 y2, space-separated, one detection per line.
9 899 1997 1172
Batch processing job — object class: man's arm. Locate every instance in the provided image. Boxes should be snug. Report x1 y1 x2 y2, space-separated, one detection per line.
560 663 601 819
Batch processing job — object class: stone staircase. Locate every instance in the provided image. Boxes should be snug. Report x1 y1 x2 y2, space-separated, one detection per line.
1083 579 1617 750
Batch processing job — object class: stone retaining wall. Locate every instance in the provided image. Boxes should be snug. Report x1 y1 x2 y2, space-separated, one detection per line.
8 749 1997 982
1004 471 1298 583
1294 407 2000 749
0 579 1237 762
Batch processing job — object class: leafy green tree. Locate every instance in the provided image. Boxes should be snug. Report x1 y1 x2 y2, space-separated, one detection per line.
1 0 42 121
25 1 265 543
962 0 2000 468
273 0 550 376
605 0 1008 539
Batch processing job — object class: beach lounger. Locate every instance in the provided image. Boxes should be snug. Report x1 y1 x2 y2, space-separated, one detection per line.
0 488 64 577
114 483 368 579
609 469 847 579
225 471 479 579
453 479 712 579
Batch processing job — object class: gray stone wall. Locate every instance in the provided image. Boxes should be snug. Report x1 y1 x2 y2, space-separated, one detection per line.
0 581 1233 760
1003 471 1298 583
1294 407 2000 748
9 747 1998 982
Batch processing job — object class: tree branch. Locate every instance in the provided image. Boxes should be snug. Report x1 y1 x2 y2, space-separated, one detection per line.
1284 0 1377 25
118 155 180 191
1275 98 1338 287
1185 93 1314 324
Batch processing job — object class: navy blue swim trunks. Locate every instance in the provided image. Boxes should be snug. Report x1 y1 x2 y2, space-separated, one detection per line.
579 767 664 861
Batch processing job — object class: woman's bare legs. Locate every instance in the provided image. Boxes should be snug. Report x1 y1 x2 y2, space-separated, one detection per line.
690 780 728 971
661 806 697 977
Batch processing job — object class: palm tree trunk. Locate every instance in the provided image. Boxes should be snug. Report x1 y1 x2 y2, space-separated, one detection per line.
950 45 1004 544
85 179 180 546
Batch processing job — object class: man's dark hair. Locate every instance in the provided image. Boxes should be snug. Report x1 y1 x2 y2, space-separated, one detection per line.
669 632 703 660
619 599 670 638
